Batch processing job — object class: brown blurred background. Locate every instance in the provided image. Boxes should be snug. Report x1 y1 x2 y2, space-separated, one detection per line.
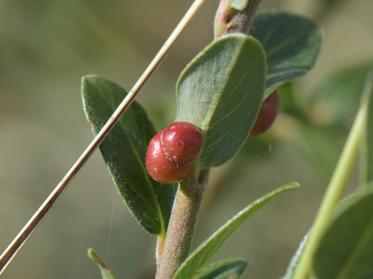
1 0 373 278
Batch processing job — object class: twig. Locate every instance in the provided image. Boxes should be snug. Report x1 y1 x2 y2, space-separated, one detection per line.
155 1 263 278
214 0 262 38
0 0 208 274
155 169 209 279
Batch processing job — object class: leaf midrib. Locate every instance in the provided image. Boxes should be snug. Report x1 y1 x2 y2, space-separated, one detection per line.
126 134 166 234
200 38 246 131
93 81 166 235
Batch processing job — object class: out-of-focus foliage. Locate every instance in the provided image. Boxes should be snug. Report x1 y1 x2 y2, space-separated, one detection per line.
364 75 373 186
308 62 373 127
313 190 373 278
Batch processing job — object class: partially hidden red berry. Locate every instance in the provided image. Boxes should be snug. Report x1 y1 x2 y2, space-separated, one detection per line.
146 122 203 183
251 91 280 136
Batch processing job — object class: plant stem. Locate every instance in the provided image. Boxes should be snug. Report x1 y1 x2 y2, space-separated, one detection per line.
155 2 264 278
214 0 262 38
156 169 209 279
293 104 368 279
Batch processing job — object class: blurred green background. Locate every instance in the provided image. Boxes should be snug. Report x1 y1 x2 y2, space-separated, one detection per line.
1 0 373 278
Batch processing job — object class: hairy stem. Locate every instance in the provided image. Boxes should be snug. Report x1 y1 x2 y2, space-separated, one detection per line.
155 2 264 278
156 170 209 279
293 104 368 279
214 0 262 38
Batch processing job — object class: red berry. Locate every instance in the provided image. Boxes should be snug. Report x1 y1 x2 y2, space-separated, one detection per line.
146 122 203 183
161 122 203 163
251 91 280 136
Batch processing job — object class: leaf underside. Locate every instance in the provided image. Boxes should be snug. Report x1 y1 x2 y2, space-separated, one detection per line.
313 190 373 279
82 76 175 235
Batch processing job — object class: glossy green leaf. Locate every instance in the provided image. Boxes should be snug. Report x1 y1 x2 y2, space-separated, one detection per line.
251 12 322 97
229 0 249 10
176 34 266 167
82 76 175 235
284 233 309 279
174 182 299 279
88 248 116 279
194 258 248 279
313 190 373 279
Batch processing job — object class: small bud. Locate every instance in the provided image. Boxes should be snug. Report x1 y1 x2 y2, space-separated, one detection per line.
146 122 203 183
251 91 280 136
214 0 235 38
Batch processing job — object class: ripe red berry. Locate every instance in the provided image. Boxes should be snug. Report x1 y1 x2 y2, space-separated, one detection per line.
251 91 280 136
146 122 203 183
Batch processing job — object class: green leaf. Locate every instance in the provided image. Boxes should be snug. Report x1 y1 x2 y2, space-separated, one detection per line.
362 71 373 186
283 233 309 279
174 182 299 279
88 248 116 279
194 258 248 279
251 12 322 97
313 190 373 279
82 76 175 235
176 34 266 168
229 0 249 10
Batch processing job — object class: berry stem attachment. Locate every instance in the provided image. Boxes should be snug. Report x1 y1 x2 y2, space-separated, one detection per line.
156 169 209 279
293 102 368 279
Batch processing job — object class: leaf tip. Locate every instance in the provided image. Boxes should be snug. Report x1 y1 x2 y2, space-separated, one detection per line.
285 181 301 191
81 74 100 91
87 248 111 271
277 181 300 193
87 248 99 263
87 248 116 278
